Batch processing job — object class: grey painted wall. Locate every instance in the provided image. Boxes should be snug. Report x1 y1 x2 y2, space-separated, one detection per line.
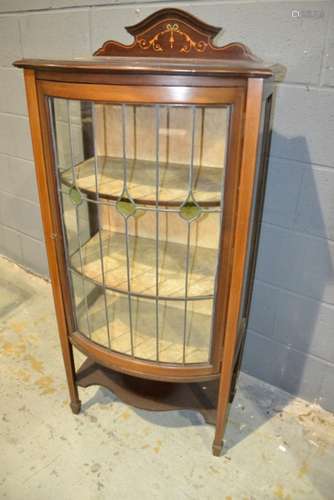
0 0 333 411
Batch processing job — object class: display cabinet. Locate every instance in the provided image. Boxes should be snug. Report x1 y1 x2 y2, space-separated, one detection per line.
14 8 274 455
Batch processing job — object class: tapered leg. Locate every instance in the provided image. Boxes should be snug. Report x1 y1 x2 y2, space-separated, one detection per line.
59 335 81 414
213 345 244 454
212 375 231 456
70 398 82 415
213 341 246 454
212 442 223 457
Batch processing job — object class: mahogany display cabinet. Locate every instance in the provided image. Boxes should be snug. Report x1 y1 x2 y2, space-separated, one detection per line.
14 8 274 455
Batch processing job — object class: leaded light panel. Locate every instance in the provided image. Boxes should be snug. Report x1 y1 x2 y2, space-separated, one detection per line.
51 98 230 364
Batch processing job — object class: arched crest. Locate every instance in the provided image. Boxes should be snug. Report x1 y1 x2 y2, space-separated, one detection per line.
94 8 260 61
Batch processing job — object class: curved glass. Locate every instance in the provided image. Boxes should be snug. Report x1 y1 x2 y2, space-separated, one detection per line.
51 98 230 364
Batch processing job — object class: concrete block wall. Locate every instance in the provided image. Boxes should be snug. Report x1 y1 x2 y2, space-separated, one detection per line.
0 0 333 410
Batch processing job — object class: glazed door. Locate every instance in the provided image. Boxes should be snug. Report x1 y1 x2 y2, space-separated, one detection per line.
40 82 244 376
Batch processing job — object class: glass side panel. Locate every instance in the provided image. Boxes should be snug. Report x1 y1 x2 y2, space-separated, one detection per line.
70 270 89 337
237 94 272 343
51 97 230 364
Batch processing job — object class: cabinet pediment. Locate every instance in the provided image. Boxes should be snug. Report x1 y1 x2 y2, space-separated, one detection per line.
94 8 259 61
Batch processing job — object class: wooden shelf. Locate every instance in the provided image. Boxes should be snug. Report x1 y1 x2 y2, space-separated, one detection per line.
70 229 218 299
76 358 218 424
75 289 213 363
61 156 223 207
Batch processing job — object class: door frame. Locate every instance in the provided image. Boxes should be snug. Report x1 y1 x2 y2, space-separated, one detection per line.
32 75 247 382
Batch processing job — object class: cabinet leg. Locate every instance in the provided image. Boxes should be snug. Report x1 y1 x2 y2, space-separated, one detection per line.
60 336 81 415
212 441 223 457
212 393 229 455
213 337 246 452
212 364 234 456
70 399 82 414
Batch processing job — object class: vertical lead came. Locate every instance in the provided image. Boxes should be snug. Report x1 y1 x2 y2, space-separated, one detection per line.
92 102 112 349
121 104 135 357
182 106 197 363
155 105 160 361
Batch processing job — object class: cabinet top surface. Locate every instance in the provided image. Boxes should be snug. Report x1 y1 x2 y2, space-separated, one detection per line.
14 56 273 78
14 8 273 79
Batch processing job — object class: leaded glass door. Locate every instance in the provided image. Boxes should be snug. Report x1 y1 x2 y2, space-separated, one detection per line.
50 95 230 365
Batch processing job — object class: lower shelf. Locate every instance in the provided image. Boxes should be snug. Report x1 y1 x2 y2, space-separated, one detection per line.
73 282 213 363
76 358 219 425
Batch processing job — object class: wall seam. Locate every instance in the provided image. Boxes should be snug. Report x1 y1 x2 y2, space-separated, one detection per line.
252 276 334 308
247 328 334 368
253 277 334 309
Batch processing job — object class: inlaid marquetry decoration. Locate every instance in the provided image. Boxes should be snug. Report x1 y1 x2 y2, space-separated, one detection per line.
137 22 208 54
94 8 260 60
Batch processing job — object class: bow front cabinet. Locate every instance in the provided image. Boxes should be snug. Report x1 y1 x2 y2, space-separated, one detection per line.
14 8 274 455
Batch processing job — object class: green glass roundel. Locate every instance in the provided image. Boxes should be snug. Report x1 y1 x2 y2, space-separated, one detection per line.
179 195 202 222
116 197 136 217
69 185 82 206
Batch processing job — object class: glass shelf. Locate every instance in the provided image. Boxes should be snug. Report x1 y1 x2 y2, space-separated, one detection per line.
72 273 213 363
61 155 223 207
70 228 218 299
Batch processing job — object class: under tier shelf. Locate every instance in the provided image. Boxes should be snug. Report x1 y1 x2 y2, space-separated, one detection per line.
70 230 218 299
76 358 218 423
75 290 212 363
61 156 223 207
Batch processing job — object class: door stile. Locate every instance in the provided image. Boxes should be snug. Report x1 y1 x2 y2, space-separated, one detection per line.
36 81 77 336
23 69 81 412
210 89 246 369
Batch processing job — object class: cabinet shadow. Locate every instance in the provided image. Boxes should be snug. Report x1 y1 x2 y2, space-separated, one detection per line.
79 115 332 495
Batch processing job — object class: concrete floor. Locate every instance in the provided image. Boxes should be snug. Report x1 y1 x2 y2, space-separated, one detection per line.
0 256 333 500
